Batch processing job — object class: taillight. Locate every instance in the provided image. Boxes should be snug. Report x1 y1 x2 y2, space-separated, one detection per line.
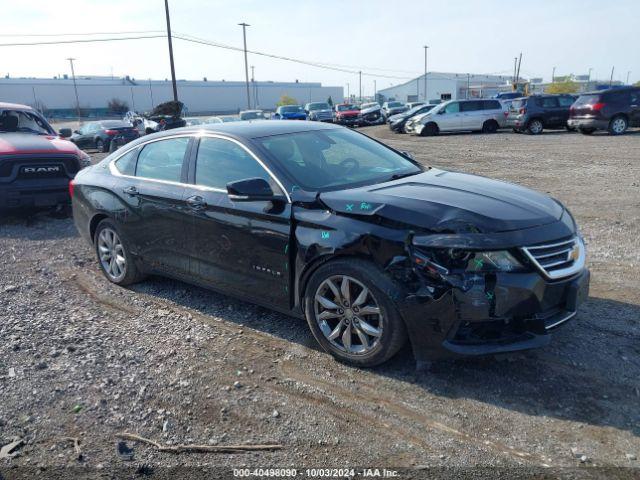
104 129 118 135
69 179 75 198
591 102 605 111
519 107 526 115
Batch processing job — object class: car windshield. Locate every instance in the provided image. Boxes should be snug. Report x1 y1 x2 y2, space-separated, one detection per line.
361 103 378 109
387 102 404 108
0 110 52 135
257 128 422 191
221 116 240 122
406 105 431 116
240 111 265 120
308 103 329 110
281 106 303 113
337 104 358 112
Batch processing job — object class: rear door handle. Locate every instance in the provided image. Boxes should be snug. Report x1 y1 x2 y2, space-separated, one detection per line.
186 195 207 210
123 186 139 196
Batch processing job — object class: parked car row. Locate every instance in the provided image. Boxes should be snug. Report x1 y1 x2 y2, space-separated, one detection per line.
390 86 640 137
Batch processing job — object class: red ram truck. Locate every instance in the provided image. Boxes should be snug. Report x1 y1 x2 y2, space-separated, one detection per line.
0 102 90 210
334 103 361 126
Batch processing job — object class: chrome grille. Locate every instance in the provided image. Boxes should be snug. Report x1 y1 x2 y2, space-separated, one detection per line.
521 236 586 280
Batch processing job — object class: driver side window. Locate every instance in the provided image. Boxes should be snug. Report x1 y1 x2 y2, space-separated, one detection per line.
444 102 460 113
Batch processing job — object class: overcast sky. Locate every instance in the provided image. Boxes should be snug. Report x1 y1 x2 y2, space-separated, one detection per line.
2 0 638 95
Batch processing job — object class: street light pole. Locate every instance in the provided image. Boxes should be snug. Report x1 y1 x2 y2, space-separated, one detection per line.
423 46 428 103
346 82 350 101
238 22 251 110
164 0 179 103
609 66 615 87
373 79 377 103
552 66 556 83
359 71 362 103
626 70 631 85
66 57 81 122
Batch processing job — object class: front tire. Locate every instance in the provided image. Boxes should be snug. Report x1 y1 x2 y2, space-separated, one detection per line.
420 122 439 137
94 219 145 286
608 115 628 135
304 259 407 367
95 138 106 152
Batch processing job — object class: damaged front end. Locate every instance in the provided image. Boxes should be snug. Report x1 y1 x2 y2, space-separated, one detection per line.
387 233 590 361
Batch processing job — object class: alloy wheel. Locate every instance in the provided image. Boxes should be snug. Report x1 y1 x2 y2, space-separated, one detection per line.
314 275 383 355
529 120 543 134
611 117 627 134
97 227 126 282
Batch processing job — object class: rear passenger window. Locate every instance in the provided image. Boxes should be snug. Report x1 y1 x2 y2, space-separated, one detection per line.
558 96 575 107
195 137 274 191
460 101 482 112
114 149 138 176
538 97 559 108
483 100 501 110
136 137 189 182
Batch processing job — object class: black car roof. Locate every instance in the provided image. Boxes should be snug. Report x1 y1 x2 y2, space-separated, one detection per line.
136 119 341 143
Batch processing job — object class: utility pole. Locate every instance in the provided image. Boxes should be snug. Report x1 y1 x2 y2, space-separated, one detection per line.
626 71 631 85
466 73 470 99
346 82 350 101
238 22 251 110
587 67 593 82
148 79 154 109
373 79 377 103
66 57 81 121
513 57 518 84
130 87 136 111
251 65 257 107
552 66 556 83
609 66 615 86
423 46 428 103
164 0 178 103
358 71 362 103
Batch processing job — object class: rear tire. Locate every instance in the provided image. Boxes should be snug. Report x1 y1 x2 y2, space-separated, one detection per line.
526 119 544 135
304 259 407 367
608 115 628 135
94 219 145 286
95 138 106 152
420 122 439 137
482 120 499 134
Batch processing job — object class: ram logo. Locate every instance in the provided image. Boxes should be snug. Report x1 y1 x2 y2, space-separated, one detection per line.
21 166 61 174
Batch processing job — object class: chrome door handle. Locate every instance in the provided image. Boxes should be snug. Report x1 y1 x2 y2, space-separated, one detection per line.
186 195 206 209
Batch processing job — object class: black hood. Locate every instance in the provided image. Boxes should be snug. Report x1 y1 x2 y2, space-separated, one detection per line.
319 169 564 234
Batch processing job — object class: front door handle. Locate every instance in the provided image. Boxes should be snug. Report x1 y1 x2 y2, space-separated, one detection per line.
186 195 207 210
123 186 139 196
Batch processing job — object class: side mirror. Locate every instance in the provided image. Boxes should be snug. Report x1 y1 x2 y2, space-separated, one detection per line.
59 128 72 138
400 150 414 160
437 110 445 114
74 129 81 134
227 178 281 202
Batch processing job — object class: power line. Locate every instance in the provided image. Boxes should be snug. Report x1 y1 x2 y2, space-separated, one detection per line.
0 35 166 47
173 33 416 80
0 30 165 37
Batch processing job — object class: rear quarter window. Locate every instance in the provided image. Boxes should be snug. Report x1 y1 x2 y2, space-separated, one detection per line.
574 94 600 106
114 149 138 176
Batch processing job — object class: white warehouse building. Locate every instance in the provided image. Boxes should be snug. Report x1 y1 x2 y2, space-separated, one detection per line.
0 76 343 117
378 72 513 103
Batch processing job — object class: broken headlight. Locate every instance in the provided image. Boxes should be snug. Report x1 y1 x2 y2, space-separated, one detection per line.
413 249 526 275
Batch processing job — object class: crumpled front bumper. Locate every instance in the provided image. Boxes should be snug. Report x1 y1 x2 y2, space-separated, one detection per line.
397 267 590 361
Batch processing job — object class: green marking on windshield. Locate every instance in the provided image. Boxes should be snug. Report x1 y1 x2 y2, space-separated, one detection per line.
345 204 354 211
360 202 372 211
321 231 330 239
473 258 484 269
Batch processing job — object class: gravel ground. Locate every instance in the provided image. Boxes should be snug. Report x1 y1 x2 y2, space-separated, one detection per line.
1 129 639 479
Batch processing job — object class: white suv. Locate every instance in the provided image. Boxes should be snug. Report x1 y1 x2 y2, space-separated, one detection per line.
406 99 505 136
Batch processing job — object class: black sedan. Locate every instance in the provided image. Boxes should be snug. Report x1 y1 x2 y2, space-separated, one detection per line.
388 104 436 133
71 121 589 367
70 120 139 152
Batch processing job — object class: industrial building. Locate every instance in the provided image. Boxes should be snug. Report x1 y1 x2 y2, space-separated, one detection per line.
378 72 513 103
0 75 343 117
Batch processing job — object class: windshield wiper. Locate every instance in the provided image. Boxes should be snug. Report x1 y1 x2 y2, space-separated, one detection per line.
389 171 420 181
